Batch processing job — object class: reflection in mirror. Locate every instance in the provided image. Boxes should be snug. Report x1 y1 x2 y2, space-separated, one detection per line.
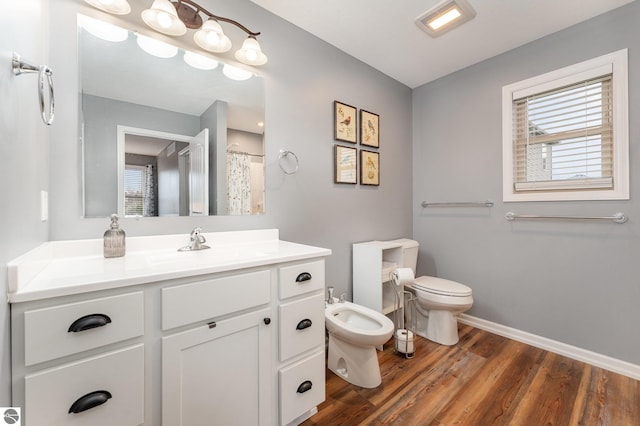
118 126 209 217
79 14 265 218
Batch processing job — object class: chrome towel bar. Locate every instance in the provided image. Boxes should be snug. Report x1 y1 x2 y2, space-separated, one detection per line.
12 52 55 125
505 212 628 224
421 200 493 208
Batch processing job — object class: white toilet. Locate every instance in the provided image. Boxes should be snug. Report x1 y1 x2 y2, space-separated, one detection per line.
325 300 394 388
390 239 473 346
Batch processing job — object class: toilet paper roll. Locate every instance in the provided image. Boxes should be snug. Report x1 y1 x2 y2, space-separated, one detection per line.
392 268 415 286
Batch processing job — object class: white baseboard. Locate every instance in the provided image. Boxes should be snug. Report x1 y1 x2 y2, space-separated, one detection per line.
458 314 640 381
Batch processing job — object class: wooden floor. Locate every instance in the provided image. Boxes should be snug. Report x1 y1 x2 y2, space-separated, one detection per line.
302 324 640 425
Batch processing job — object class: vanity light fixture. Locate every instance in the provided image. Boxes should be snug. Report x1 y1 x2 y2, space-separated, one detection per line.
415 0 476 37
84 0 131 15
141 0 267 65
141 0 187 36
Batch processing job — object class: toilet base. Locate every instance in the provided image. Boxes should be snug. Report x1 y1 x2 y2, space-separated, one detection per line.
327 334 382 388
415 309 460 346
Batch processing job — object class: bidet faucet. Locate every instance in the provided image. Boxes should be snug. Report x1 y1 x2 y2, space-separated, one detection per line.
327 286 334 304
178 227 210 251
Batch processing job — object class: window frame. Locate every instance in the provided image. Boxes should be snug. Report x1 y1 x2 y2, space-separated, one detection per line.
502 49 629 202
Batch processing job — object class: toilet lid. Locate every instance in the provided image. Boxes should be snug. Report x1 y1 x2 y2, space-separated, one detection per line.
413 276 472 297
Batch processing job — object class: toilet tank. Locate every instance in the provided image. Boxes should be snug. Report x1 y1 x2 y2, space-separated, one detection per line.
387 238 419 274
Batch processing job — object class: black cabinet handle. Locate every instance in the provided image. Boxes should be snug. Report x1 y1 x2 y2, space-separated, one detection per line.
263 317 271 325
297 380 313 394
295 272 312 283
296 319 312 330
68 314 112 333
68 390 112 413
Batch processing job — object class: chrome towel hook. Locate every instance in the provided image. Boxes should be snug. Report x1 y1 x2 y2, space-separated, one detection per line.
278 149 299 175
12 52 55 125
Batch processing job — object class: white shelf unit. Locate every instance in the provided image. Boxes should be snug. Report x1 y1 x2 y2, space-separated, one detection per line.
353 241 405 329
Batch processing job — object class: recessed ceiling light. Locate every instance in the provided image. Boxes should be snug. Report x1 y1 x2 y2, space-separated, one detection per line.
415 0 476 38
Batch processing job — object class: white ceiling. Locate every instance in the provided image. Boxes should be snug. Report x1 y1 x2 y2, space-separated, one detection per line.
251 0 636 88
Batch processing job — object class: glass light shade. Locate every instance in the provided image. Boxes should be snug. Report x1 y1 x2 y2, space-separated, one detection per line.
234 37 268 66
222 64 253 81
194 19 232 53
141 0 187 36
84 0 131 15
184 51 219 70
79 15 128 42
136 33 178 58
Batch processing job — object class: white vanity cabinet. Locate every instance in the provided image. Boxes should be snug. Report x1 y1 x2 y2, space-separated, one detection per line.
9 231 330 426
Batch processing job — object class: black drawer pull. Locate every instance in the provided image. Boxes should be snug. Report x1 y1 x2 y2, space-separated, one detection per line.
297 380 312 394
68 314 112 333
69 390 112 413
263 317 271 325
296 319 312 330
295 272 312 283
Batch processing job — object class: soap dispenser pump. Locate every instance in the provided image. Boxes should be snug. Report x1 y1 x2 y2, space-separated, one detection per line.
104 214 126 258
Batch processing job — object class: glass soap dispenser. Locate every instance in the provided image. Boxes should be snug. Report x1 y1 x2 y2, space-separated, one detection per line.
104 214 126 258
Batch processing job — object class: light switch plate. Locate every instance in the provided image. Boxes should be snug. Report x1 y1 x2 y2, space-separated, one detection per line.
40 190 48 221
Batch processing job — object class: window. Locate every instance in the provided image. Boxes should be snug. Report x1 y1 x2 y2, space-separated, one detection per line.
502 49 628 201
124 165 152 216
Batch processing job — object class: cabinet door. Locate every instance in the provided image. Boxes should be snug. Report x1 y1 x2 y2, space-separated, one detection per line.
162 308 272 426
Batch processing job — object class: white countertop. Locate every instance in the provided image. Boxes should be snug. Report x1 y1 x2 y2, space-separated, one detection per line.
8 229 331 303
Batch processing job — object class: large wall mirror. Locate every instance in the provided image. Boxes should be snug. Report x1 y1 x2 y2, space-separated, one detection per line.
79 15 265 218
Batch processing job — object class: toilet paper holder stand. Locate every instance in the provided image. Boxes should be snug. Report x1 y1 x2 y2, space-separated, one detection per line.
389 271 417 358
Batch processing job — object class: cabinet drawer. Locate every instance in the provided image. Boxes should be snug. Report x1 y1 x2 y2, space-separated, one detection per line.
279 293 325 361
279 350 325 426
24 292 144 366
162 270 270 330
24 344 144 426
279 260 325 300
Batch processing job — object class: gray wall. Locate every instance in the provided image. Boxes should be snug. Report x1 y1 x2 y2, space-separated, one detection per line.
412 1 640 365
0 0 50 405
48 1 413 302
83 94 200 217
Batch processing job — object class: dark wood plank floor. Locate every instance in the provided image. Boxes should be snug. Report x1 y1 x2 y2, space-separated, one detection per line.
302 324 640 425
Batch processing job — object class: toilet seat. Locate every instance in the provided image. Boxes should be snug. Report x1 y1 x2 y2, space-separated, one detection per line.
413 276 472 297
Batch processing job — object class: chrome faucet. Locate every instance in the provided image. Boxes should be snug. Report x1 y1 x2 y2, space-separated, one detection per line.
326 286 334 304
178 227 210 251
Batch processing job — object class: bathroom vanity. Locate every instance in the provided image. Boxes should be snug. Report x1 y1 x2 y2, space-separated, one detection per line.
8 229 330 426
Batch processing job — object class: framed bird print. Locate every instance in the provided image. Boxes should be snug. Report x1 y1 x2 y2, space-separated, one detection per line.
334 145 357 184
334 101 357 143
360 149 380 186
360 109 379 147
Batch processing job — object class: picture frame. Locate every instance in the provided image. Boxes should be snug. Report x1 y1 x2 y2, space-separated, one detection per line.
334 145 357 184
360 110 379 148
360 149 380 186
334 101 357 143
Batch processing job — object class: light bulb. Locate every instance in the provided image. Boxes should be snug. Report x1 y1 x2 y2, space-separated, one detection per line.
206 31 220 46
245 49 257 62
157 12 173 29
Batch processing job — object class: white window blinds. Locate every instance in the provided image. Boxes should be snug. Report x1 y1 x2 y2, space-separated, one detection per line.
513 74 613 192
124 165 145 216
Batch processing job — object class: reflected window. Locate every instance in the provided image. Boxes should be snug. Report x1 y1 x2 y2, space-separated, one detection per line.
124 164 156 216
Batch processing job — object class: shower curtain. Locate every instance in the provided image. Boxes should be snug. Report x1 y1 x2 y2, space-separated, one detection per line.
227 152 252 215
143 164 155 217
